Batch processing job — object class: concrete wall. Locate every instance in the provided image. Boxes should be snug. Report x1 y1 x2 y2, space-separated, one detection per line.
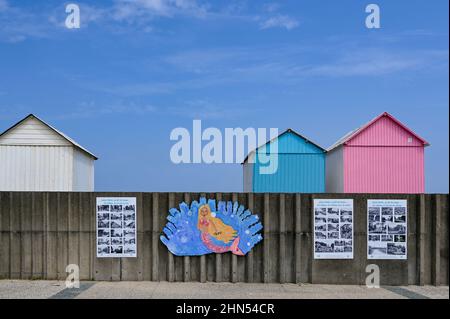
0 192 447 285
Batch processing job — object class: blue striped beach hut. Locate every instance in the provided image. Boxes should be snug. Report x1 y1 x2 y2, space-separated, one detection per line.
243 129 326 193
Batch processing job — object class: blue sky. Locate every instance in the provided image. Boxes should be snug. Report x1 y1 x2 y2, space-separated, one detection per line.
0 0 448 192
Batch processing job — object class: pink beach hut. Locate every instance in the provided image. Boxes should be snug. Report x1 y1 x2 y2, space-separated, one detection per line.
326 112 429 194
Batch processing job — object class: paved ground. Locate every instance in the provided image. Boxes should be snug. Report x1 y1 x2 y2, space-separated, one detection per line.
0 280 448 299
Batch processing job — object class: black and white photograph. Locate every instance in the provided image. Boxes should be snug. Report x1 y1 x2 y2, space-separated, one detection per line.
315 241 334 253
394 214 406 223
387 243 406 255
368 245 387 256
327 217 339 224
110 220 122 228
98 229 110 237
334 246 344 253
340 215 352 223
340 224 352 239
340 210 352 217
315 208 326 216
111 229 123 237
111 238 123 245
125 220 136 228
368 209 380 222
368 200 407 260
98 220 109 228
334 240 346 246
97 205 110 212
327 223 339 232
96 197 137 258
110 246 123 254
327 208 339 217
328 232 339 239
98 213 110 221
394 207 406 216
124 247 136 254
368 222 386 234
98 238 110 245
110 213 122 220
313 199 353 259
315 224 327 231
111 205 123 213
315 232 327 240
315 217 326 224
124 229 135 237
388 223 406 235
97 245 110 255
394 235 406 242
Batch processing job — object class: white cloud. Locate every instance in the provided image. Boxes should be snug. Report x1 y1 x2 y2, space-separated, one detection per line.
0 5 50 43
260 14 299 30
112 0 209 21
1 0 300 42
301 49 449 77
96 46 449 98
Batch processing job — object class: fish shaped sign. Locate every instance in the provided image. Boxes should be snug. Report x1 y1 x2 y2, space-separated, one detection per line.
160 197 263 256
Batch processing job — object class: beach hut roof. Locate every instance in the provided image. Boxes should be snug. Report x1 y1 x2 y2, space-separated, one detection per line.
0 114 98 160
327 112 430 152
242 128 326 164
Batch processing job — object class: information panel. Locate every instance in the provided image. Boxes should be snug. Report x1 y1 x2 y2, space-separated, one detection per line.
96 197 137 258
367 199 407 260
313 199 354 259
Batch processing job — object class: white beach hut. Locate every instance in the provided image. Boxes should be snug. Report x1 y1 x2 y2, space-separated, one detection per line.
0 114 98 191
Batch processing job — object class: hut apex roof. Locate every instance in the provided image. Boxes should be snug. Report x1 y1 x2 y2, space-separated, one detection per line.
0 114 98 160
242 128 326 164
327 112 430 152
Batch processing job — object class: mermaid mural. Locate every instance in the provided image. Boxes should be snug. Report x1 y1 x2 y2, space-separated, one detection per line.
160 197 263 256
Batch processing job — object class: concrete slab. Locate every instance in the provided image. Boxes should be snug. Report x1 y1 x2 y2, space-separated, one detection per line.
0 280 448 299
399 285 449 299
281 283 404 299
75 282 449 299
0 280 67 299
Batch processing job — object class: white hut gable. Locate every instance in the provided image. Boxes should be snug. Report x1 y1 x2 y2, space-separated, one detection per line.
0 116 71 146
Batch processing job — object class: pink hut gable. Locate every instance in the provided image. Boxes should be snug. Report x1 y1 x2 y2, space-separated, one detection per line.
346 114 425 147
326 112 429 194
